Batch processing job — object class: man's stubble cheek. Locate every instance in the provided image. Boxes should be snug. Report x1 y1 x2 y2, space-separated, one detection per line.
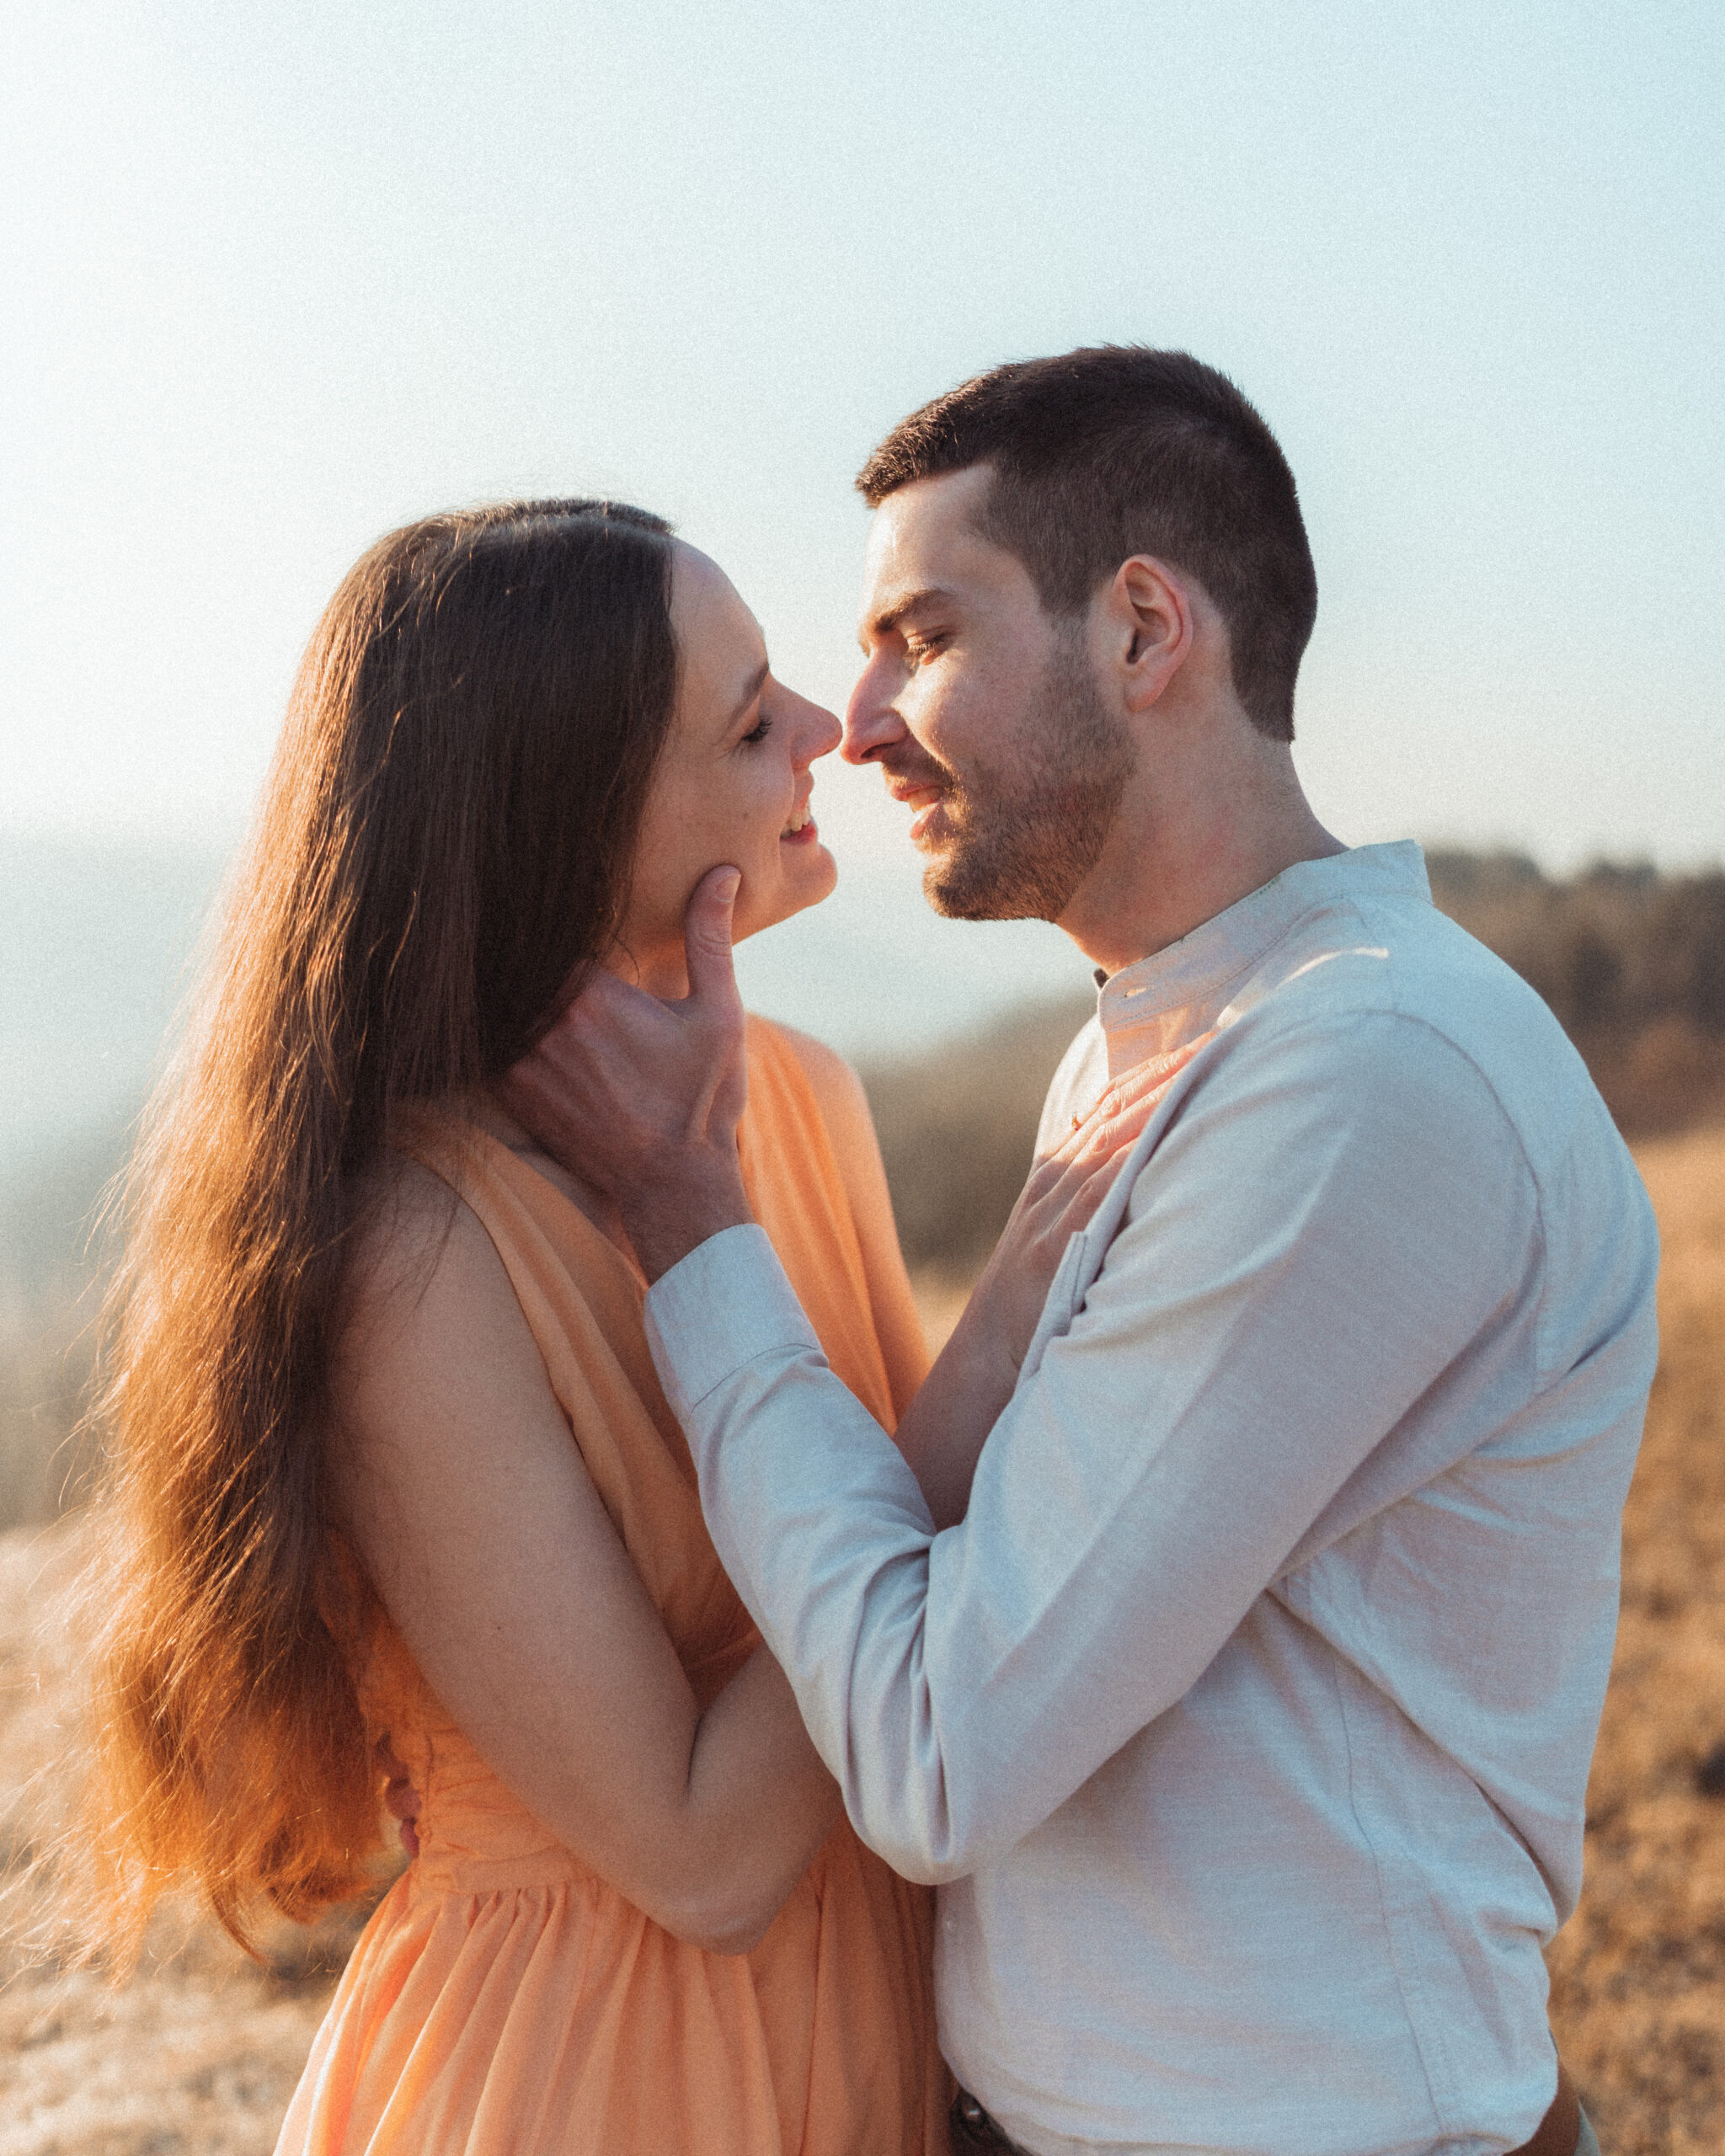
924 781 1056 920
925 654 1134 923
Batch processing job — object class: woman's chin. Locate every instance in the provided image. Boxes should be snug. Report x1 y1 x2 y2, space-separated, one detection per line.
734 845 838 945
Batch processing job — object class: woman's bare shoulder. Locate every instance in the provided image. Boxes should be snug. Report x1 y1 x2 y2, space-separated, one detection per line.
762 1020 899 1216
336 1150 528 1422
761 1021 870 1128
344 1150 457 1314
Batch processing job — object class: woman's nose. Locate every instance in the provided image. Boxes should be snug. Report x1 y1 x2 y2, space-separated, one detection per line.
794 696 843 765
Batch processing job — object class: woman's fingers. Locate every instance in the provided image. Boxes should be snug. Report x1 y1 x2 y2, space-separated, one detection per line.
1032 1086 1157 1201
1060 1030 1219 1168
1045 1129 1151 1235
1066 1060 1168 1154
1007 1060 1174 1248
974 1037 1216 1374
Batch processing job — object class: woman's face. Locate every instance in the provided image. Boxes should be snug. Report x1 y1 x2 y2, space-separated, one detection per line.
617 543 841 990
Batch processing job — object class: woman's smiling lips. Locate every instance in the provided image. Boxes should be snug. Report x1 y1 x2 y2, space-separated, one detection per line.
780 792 819 845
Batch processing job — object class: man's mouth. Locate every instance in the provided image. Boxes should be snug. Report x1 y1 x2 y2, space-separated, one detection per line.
886 779 952 847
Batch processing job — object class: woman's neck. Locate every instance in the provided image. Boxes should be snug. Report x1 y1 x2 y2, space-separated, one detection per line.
460 1086 633 1254
456 937 697 1248
605 943 689 1000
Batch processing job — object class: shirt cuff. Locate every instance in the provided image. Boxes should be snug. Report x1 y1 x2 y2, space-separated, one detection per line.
644 1222 821 1418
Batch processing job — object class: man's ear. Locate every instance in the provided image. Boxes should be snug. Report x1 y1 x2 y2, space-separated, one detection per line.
1100 555 1194 714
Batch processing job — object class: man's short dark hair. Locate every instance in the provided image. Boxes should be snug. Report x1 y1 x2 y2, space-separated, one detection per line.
857 348 1316 742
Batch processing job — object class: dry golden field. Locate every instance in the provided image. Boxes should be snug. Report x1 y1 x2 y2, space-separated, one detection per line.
1545 1125 1725 2153
1 1127 1722 2153
0 1522 391 2156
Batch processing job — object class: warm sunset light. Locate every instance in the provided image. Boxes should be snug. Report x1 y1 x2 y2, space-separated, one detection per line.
3 7 1719 2152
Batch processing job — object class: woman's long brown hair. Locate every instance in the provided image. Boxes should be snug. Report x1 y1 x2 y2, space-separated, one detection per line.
72 499 678 1957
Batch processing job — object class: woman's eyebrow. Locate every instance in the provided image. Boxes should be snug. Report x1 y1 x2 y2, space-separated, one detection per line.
724 659 771 728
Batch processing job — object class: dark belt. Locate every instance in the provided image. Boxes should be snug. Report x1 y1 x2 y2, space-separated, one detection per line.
949 2062 1583 2156
948 2091 1037 2155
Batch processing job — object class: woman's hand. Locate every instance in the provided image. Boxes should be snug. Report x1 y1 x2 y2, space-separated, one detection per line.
967 1059 1176 1377
895 1043 1208 1529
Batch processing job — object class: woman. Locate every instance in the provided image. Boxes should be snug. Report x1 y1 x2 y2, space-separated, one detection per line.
77 498 1130 2154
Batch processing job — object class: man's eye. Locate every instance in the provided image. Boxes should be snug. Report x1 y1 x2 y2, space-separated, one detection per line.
905 636 944 669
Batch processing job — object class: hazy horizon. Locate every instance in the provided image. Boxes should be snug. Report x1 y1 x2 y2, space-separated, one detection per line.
0 826 1097 1188
6 819 1717 1202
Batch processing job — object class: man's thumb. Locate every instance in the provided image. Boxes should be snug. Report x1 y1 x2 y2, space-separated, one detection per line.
685 864 743 1006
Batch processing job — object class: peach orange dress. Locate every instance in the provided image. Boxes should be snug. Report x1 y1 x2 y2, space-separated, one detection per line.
276 1020 949 2156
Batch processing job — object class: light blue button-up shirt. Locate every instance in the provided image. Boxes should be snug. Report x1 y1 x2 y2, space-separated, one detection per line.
647 843 1658 2156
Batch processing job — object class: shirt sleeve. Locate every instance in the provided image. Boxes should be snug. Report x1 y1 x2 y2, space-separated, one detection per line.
645 1007 1541 1883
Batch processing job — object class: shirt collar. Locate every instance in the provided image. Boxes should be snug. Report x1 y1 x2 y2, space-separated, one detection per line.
1092 841 1431 1034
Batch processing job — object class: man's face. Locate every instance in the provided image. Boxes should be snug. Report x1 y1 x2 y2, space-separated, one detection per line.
845 466 1135 922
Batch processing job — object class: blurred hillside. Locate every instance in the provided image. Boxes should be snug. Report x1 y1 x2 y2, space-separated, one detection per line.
0 1119 123 1530
2 835 227 1524
864 851 1725 1278
1 837 227 1177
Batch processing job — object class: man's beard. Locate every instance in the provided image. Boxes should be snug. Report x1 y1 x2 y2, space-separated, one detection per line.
924 635 1136 923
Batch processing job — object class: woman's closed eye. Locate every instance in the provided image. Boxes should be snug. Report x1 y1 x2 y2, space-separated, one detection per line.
740 712 774 746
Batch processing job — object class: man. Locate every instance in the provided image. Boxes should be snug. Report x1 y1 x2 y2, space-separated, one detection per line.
510 350 1652 2154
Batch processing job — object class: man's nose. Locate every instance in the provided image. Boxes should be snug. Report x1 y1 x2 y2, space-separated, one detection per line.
842 654 908 766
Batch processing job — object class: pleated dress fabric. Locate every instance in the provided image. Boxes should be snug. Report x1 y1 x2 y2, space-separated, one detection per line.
275 1019 949 2156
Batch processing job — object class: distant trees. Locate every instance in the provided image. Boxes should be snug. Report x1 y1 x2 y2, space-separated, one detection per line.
1425 851 1725 1039
866 851 1725 1276
1426 852 1725 1136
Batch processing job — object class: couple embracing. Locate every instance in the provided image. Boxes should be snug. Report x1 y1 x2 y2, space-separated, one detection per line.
85 350 1651 2155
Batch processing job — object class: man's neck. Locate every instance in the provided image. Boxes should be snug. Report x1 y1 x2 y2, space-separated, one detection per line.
1058 754 1346 977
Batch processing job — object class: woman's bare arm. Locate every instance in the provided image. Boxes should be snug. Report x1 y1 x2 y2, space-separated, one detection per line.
774 1027 930 1423
330 1162 841 1957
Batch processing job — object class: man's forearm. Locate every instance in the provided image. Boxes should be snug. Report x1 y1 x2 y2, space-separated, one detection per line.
643 1229 961 1879
643 1009 1551 1888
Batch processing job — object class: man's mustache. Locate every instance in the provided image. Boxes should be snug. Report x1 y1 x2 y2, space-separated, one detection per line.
877 747 960 796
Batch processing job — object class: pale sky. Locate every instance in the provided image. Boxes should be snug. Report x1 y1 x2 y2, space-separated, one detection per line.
4 0 1722 873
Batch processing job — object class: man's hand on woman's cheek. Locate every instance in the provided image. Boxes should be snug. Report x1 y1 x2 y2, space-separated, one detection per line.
500 865 755 1282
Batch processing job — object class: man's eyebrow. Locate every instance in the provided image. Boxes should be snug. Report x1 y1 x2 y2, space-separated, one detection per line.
724 658 771 728
858 586 957 652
